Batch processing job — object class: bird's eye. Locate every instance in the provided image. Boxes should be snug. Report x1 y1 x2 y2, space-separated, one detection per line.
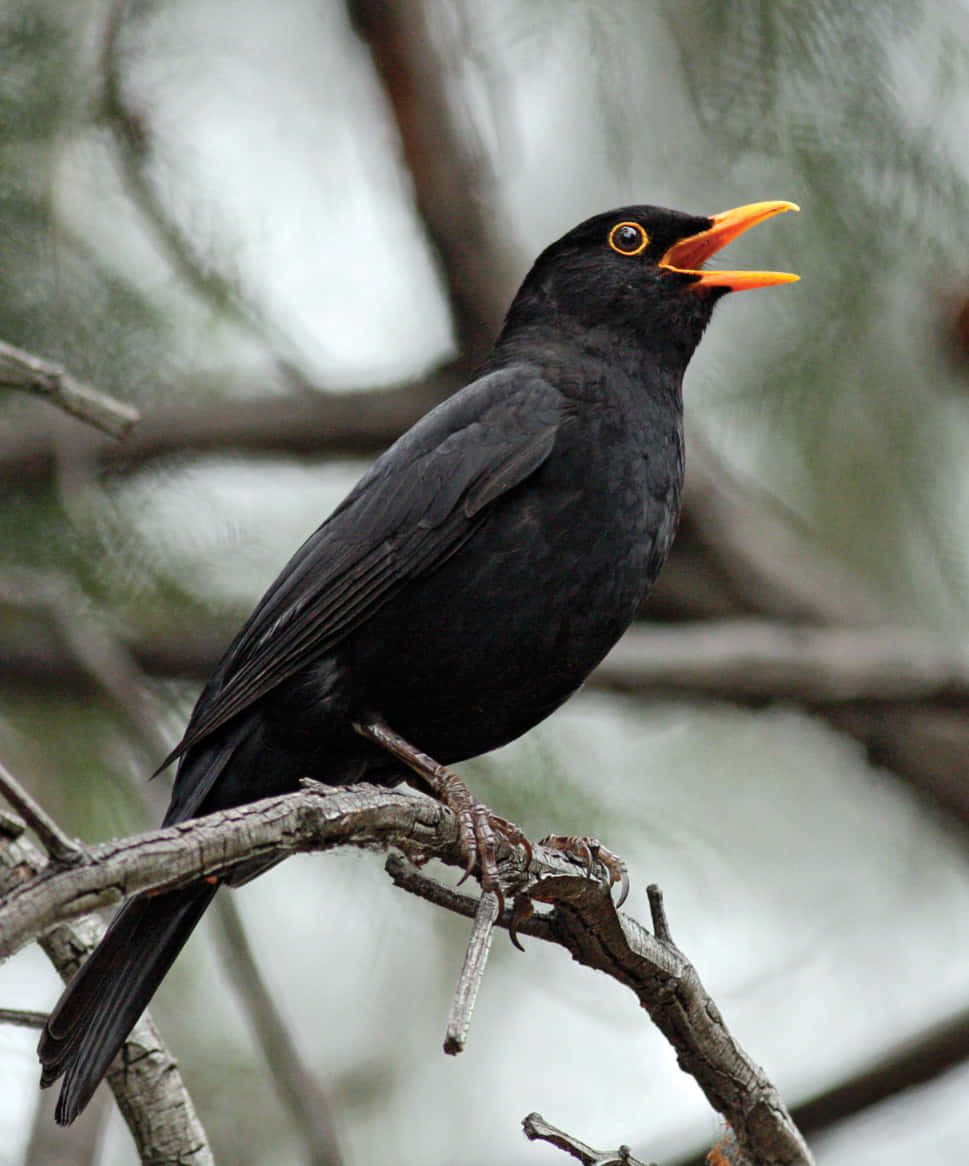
608 222 649 256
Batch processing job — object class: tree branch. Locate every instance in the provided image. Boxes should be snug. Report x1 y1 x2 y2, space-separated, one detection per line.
0 812 212 1165
523 1111 653 1166
0 1006 48 1029
597 621 969 704
0 338 138 439
0 369 460 486
347 0 518 364
0 758 85 865
0 782 813 1166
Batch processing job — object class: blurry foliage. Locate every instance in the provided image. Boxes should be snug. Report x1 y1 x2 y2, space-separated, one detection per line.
661 0 969 623
0 2 175 399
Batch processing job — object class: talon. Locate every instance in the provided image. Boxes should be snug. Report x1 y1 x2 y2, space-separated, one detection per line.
509 896 533 952
541 834 628 906
615 868 630 909
540 833 593 874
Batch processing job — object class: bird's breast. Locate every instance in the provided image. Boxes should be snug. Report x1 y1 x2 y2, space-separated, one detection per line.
346 393 683 762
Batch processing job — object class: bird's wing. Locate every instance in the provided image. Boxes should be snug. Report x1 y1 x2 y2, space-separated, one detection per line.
164 368 565 763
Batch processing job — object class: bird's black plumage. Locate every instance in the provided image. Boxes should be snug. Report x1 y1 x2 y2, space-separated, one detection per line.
38 201 797 1124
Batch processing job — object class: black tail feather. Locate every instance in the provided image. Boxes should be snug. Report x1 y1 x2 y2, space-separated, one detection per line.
38 882 217 1125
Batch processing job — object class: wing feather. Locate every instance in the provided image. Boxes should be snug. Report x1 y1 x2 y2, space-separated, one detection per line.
164 368 564 763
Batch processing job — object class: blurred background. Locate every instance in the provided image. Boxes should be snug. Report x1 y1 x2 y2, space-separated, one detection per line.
3 0 969 1162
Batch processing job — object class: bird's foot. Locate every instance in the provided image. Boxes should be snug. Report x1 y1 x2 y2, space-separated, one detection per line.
540 834 629 908
353 716 532 903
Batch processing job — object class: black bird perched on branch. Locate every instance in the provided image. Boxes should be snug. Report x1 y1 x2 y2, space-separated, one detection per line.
39 199 798 1123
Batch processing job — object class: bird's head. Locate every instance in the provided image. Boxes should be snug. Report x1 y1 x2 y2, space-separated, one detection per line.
502 200 799 367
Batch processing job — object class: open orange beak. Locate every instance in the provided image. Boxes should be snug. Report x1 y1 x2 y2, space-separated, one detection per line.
660 200 800 292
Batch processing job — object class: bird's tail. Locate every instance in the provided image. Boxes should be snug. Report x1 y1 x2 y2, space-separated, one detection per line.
38 881 217 1125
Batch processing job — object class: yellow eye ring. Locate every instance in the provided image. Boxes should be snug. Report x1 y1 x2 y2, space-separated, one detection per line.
608 221 649 256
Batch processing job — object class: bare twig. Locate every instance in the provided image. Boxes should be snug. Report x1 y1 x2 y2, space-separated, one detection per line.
646 884 673 944
385 853 554 942
0 813 212 1164
0 782 813 1166
0 338 138 438
443 889 500 1055
0 759 84 865
523 1112 654 1166
0 1007 48 1029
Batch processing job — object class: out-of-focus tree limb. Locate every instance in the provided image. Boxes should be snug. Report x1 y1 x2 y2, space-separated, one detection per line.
0 1006 47 1028
791 1004 969 1138
598 622 969 704
0 338 138 438
0 375 883 628
674 1006 969 1165
0 808 213 1166
5 583 968 822
0 783 814 1166
0 371 460 485
100 0 242 323
346 0 518 364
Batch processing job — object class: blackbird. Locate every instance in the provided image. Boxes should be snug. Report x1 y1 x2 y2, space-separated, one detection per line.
39 199 798 1123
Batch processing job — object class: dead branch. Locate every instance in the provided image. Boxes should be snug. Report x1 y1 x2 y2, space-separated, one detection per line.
0 338 138 438
523 1111 653 1166
0 782 813 1166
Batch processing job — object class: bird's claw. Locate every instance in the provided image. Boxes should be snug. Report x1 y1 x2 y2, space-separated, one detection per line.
508 895 534 952
435 774 532 917
540 834 629 907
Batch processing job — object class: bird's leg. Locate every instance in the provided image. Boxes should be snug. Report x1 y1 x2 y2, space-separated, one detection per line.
540 834 630 908
352 716 531 897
